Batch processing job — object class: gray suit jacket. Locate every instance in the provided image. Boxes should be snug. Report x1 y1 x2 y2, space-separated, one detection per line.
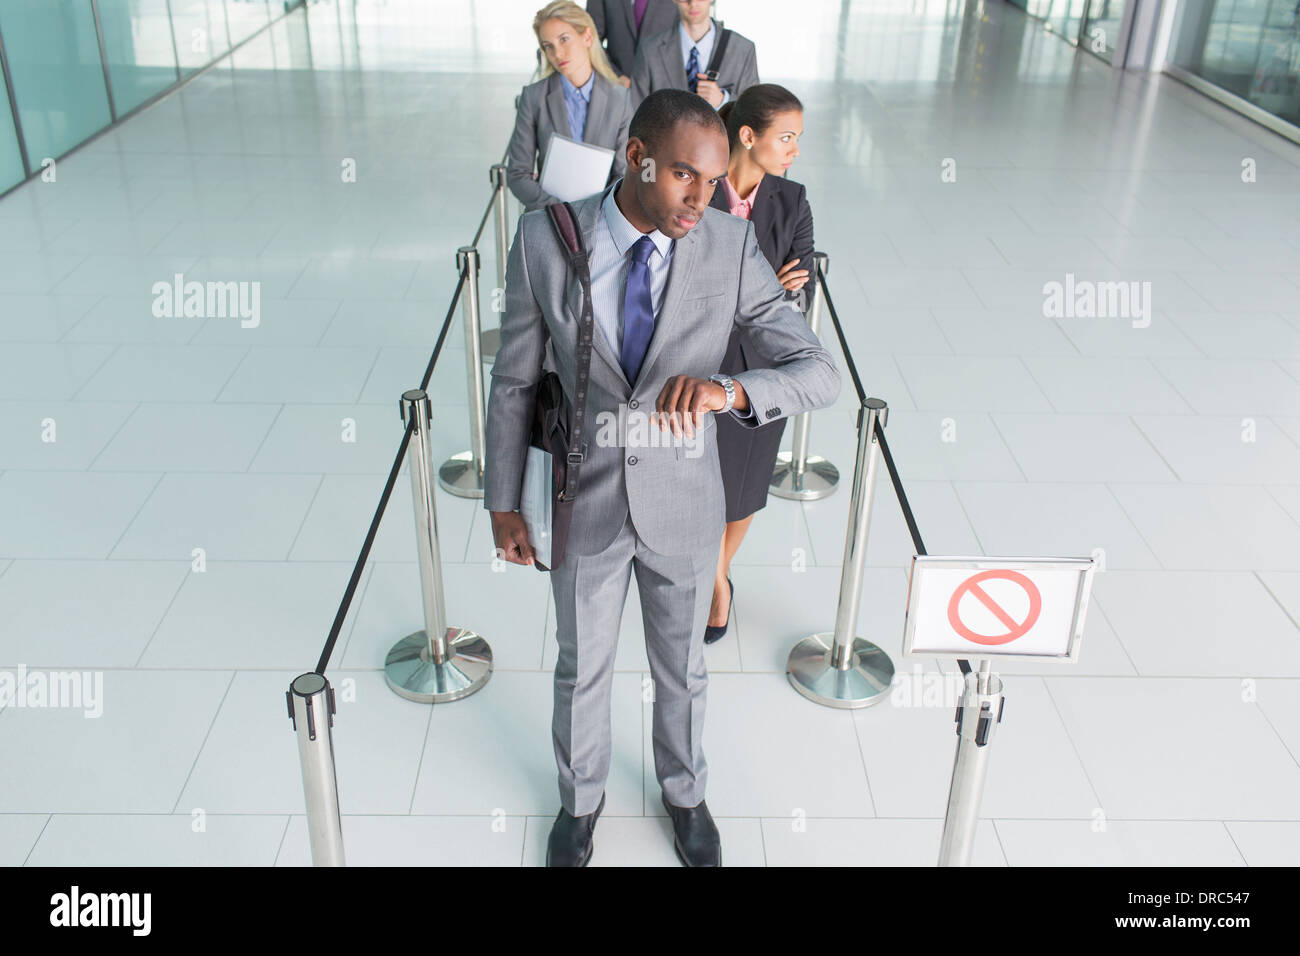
587 0 679 78
507 71 633 213
630 18 759 110
484 182 840 558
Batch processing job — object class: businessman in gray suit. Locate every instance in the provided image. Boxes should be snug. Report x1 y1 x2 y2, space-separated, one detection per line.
630 0 759 110
588 0 679 84
485 89 839 867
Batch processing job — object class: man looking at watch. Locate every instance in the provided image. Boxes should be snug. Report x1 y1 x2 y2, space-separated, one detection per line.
484 89 840 867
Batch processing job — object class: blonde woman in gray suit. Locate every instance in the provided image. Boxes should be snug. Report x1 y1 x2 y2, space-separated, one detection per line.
508 1 634 212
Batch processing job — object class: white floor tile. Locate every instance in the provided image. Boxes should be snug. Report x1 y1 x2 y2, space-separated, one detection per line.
1095 571 1300 676
0 669 232 812
1225 822 1300 866
762 817 1005 866
26 814 288 866
0 471 160 559
995 820 1244 866
1110 483 1300 570
0 560 186 667
1047 677 1300 819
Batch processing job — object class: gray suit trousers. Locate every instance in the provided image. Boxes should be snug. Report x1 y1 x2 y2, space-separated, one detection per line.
550 512 718 816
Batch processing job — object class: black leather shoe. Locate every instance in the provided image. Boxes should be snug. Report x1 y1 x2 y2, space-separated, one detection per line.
661 792 721 866
546 792 605 867
703 577 733 645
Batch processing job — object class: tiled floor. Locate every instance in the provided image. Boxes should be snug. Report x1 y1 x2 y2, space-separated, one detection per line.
1 0 1299 867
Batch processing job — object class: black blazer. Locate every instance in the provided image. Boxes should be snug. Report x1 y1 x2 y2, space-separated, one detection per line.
709 172 816 370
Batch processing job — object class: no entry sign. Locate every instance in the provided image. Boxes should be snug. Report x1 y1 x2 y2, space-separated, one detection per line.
903 557 1095 661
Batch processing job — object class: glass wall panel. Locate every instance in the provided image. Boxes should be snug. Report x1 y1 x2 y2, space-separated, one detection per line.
171 0 231 74
1171 0 1300 127
0 71 25 190
1081 0 1125 62
0 0 112 163
97 0 178 114
225 0 271 46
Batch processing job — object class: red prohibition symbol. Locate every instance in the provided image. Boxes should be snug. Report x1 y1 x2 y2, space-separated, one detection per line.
947 569 1042 646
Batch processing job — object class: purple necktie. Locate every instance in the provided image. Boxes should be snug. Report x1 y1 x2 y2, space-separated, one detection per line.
634 0 649 33
621 236 656 384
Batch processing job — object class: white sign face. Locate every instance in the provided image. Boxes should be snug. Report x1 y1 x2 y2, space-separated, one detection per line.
902 556 1095 661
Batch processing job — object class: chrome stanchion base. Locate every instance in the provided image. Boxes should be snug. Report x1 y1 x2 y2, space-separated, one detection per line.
438 451 484 498
385 627 493 703
769 452 839 501
787 633 895 709
479 328 499 362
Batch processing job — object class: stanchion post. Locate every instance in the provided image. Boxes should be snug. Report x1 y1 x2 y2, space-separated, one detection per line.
286 672 345 866
786 397 896 707
938 660 1005 866
771 251 838 501
387 389 493 703
440 246 488 498
480 163 508 362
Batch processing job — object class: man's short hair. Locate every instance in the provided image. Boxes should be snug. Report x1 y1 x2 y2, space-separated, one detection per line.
629 89 726 156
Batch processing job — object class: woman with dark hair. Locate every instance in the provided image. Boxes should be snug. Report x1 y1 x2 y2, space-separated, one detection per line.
705 83 815 644
507 1 633 212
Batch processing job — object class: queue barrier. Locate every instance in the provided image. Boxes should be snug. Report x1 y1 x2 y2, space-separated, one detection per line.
286 156 511 865
287 153 997 867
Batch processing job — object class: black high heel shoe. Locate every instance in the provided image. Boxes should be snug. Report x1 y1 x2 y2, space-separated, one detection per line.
703 577 733 645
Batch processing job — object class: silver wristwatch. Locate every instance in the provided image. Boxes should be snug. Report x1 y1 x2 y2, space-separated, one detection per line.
709 374 736 413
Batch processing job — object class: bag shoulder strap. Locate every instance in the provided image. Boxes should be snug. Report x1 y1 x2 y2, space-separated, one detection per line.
544 201 594 502
706 28 731 76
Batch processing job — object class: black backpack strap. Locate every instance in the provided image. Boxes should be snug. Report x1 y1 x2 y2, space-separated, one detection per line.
705 28 731 77
544 201 594 502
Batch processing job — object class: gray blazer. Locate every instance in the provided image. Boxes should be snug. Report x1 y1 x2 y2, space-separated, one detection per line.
484 182 840 558
507 71 633 213
630 18 760 110
587 0 679 78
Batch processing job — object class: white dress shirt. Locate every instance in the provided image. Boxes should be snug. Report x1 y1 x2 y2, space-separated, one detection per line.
587 179 756 420
591 179 675 360
679 18 731 108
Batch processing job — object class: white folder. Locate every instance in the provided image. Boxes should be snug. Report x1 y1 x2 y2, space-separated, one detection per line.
519 445 553 569
539 132 615 203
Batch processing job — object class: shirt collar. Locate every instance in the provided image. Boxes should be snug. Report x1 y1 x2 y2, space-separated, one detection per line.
679 18 715 62
722 174 760 207
559 69 594 102
601 179 674 261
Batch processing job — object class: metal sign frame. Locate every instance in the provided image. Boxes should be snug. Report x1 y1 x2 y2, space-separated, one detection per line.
902 555 1096 662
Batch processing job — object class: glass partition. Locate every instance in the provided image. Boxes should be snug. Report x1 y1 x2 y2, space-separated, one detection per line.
170 0 232 74
0 69 24 191
97 0 179 114
225 0 271 46
1081 0 1125 62
1170 0 1300 127
0 0 113 164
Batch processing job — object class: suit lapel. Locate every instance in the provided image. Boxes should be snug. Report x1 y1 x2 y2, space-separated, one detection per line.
663 30 685 87
749 175 778 259
563 188 630 391
619 0 637 38
544 72 570 139
585 75 607 142
636 220 699 387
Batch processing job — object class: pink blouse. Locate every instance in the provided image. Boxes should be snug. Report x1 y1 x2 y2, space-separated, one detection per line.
721 174 762 220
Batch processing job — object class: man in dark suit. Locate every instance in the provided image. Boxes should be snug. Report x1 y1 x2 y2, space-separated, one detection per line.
587 0 679 86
